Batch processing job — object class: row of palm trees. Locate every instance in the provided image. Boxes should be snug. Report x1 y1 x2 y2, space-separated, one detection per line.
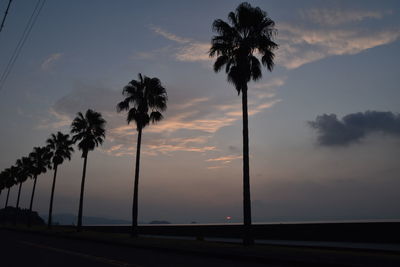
1 2 277 245
0 109 106 231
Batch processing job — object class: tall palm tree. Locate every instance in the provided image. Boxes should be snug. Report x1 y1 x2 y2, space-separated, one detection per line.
117 73 167 237
27 146 51 227
46 132 74 229
71 109 106 232
209 2 278 245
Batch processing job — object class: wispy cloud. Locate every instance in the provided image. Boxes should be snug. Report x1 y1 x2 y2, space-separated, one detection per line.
150 22 400 71
150 26 211 63
36 108 72 130
151 26 192 44
41 53 63 70
300 9 390 26
107 82 282 156
277 23 400 69
206 155 242 163
175 42 210 62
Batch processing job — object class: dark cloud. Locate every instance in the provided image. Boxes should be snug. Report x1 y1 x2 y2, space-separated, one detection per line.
309 111 400 146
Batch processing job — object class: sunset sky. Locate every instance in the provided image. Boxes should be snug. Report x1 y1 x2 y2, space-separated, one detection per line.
0 0 399 224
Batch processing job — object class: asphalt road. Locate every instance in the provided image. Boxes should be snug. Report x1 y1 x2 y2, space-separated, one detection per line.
2 229 400 267
0 229 279 267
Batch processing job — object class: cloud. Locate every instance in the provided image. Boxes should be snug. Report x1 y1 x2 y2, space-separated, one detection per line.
36 108 72 130
206 155 242 163
150 21 400 71
150 26 211 63
49 77 282 157
299 9 388 26
41 53 63 70
151 26 191 44
308 111 400 146
175 42 210 62
277 23 400 69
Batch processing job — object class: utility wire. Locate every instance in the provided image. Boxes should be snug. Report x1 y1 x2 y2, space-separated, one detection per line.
0 0 13 33
0 0 46 92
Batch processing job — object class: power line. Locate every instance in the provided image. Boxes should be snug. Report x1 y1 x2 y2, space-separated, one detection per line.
0 0 46 92
0 0 13 33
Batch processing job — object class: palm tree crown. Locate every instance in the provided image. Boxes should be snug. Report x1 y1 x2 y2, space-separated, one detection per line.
117 73 167 130
3 167 16 188
46 132 74 167
15 157 33 184
71 109 106 158
29 146 51 177
209 2 278 93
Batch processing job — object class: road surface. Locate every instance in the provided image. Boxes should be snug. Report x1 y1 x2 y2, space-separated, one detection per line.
0 229 279 267
1 229 400 266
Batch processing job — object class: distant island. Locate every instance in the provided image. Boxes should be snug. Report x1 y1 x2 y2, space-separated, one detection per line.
149 220 171 224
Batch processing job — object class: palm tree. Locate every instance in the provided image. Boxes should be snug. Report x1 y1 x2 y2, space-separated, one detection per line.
3 167 15 209
46 132 74 229
117 73 167 237
2 167 16 224
71 109 106 232
209 2 278 245
27 146 51 227
15 157 32 208
14 157 32 225
0 170 5 199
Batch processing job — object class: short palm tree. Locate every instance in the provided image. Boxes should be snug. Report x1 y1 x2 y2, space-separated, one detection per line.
209 2 278 245
14 157 32 224
0 170 7 206
117 73 167 237
15 157 32 209
0 170 5 199
27 146 51 227
3 167 16 209
46 132 74 229
71 109 106 232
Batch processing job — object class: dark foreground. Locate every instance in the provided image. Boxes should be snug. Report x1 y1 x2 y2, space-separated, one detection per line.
1 228 400 267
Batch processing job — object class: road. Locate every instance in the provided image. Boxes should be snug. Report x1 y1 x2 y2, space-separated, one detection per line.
2 229 400 267
0 229 279 267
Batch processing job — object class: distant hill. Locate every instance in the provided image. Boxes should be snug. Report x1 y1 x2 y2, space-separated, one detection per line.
40 213 131 225
0 207 45 225
39 213 172 225
149 220 171 224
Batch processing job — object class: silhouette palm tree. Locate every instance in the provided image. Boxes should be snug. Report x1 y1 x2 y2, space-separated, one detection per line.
27 146 51 227
71 109 106 232
0 170 5 199
209 2 278 245
117 73 167 237
46 132 74 229
3 167 16 209
14 157 32 224
15 158 32 208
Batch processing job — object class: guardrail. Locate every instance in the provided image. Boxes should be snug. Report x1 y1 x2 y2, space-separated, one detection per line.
78 222 400 243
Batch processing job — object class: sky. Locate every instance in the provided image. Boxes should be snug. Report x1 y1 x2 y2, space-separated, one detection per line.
0 0 399 224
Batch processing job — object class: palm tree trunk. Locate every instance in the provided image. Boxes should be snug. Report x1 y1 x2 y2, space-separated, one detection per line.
5 187 10 208
48 165 58 229
77 154 88 232
132 128 142 237
242 84 253 246
14 182 23 225
27 175 38 227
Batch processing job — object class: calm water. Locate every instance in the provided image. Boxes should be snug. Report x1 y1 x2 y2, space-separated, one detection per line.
87 218 400 227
